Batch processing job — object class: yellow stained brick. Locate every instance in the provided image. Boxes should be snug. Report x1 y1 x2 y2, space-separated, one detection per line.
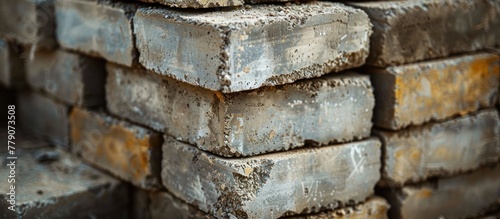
372 53 499 130
70 108 161 189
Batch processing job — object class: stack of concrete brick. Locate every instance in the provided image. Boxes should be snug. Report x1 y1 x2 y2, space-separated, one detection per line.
2 0 393 218
347 1 500 218
55 0 390 218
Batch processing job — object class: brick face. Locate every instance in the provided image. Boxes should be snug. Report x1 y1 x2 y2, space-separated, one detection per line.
26 49 106 107
0 0 56 48
107 63 375 157
55 0 138 66
134 2 372 92
70 108 163 190
375 109 500 186
162 136 381 218
349 0 500 67
381 164 500 219
18 91 69 148
370 53 499 130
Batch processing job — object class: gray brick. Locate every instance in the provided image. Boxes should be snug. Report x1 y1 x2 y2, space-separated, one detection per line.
55 0 138 66
369 53 499 130
162 136 381 218
0 0 56 48
70 107 162 190
133 191 389 219
0 147 129 219
26 49 106 107
18 91 69 148
0 39 25 88
380 164 500 219
107 64 374 157
134 2 372 92
132 190 215 219
349 0 500 67
375 109 500 186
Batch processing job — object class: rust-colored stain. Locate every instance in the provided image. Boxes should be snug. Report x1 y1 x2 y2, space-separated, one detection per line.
417 188 433 199
214 91 225 102
70 108 152 183
393 55 499 126
394 147 421 175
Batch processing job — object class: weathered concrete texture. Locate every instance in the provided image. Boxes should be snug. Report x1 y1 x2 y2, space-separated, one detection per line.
380 164 500 219
0 0 56 48
286 197 389 219
374 109 500 186
0 147 129 219
107 64 374 157
134 2 372 92
70 108 162 190
26 49 106 107
133 191 389 219
0 39 25 88
369 53 499 130
349 0 500 67
55 0 138 66
162 136 381 218
132 190 215 219
18 91 69 148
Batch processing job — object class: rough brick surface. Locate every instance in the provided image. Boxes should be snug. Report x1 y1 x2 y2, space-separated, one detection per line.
26 49 106 107
134 2 372 92
18 91 69 148
375 109 500 186
56 0 138 66
133 191 389 219
107 64 374 157
381 164 500 219
0 39 25 88
287 197 389 219
369 53 499 130
0 147 129 219
349 0 500 67
0 0 56 48
162 136 381 218
70 108 163 190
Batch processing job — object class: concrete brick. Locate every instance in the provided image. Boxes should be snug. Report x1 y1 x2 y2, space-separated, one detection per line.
70 107 162 190
55 0 138 66
369 53 499 130
0 147 129 219
349 0 500 67
0 0 56 48
133 191 389 219
26 49 106 107
287 197 389 219
0 39 25 88
380 164 500 219
107 63 374 157
18 91 69 148
134 2 372 92
162 136 381 218
375 109 500 186
132 190 215 219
